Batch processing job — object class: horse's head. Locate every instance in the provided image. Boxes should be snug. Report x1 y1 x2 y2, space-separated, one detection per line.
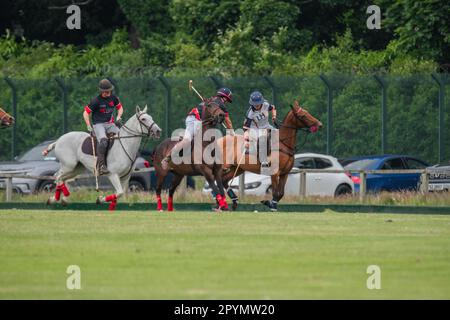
135 105 162 139
202 100 226 127
0 107 15 129
286 100 322 132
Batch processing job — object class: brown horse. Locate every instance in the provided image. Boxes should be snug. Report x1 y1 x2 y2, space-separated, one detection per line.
0 107 14 128
216 101 322 211
153 101 229 211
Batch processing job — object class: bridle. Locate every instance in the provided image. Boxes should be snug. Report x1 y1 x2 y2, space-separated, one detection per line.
112 112 159 178
0 108 14 129
275 107 317 154
118 112 157 138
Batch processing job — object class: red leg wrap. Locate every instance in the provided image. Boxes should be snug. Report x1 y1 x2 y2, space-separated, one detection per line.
54 185 62 201
60 183 70 197
108 200 117 211
105 194 118 202
167 196 174 211
156 195 163 211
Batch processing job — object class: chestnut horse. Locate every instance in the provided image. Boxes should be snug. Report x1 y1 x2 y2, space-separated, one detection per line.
0 107 14 129
153 101 229 211
216 101 322 211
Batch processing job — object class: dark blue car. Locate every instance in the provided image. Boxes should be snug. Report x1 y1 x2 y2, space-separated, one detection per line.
341 155 429 193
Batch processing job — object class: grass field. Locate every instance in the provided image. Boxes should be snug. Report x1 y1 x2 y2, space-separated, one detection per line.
0 210 449 299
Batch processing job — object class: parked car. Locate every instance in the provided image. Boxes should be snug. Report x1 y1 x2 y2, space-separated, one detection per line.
203 153 354 197
0 140 151 194
342 155 429 193
425 162 450 192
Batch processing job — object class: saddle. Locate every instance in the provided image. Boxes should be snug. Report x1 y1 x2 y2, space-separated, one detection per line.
81 133 116 159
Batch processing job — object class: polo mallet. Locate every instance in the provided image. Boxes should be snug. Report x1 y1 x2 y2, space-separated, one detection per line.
188 80 204 101
188 80 228 129
226 144 247 193
90 131 99 192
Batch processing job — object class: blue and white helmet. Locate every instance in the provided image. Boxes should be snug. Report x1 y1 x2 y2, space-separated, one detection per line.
249 91 264 106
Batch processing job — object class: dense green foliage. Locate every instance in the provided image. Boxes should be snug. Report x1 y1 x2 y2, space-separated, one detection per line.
0 1 448 162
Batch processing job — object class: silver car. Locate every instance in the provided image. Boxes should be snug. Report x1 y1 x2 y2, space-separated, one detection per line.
0 140 151 194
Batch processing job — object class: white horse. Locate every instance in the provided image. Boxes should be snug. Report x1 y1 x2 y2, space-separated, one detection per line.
44 106 161 210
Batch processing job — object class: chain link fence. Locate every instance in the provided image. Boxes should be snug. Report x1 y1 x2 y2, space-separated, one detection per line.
0 74 449 164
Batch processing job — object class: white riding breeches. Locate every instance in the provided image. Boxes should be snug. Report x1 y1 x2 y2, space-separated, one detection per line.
183 115 202 141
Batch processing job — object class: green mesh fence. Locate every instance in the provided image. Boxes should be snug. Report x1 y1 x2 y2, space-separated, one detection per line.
0 74 449 164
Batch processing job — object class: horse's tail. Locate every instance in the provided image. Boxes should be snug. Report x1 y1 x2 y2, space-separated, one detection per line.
42 141 57 156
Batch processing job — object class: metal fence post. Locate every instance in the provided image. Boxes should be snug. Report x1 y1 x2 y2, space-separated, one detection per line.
319 74 333 155
263 76 277 106
55 77 68 133
4 77 17 160
209 76 223 89
374 75 387 154
158 76 172 138
431 73 446 163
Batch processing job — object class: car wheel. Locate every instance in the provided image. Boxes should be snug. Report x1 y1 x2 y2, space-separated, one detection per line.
128 180 145 193
334 184 352 197
39 180 56 193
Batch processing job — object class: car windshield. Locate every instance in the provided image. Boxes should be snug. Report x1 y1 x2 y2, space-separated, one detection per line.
344 159 379 170
18 144 56 161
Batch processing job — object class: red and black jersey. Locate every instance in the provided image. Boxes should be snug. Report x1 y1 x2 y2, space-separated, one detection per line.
188 96 229 120
84 94 122 124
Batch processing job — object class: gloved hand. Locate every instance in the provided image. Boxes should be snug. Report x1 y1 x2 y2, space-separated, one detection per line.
228 128 235 136
115 119 123 128
87 124 93 133
273 119 279 129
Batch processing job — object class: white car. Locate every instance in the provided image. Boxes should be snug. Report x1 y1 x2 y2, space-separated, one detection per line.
203 153 354 197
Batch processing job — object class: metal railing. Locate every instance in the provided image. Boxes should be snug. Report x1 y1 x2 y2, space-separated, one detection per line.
0 168 155 202
2 168 431 203
291 168 429 201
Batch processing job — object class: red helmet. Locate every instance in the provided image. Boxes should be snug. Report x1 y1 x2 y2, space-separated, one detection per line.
217 87 233 103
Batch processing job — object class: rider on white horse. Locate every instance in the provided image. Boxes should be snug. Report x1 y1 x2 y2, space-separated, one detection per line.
243 91 277 168
82 79 124 175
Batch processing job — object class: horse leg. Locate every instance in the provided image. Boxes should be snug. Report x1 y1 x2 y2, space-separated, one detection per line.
199 166 227 211
262 174 280 211
47 164 82 206
155 170 167 211
167 173 184 212
221 167 244 210
270 174 288 212
97 173 124 211
213 165 228 210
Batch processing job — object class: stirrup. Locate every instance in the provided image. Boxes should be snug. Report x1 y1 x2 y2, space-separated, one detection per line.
98 165 110 175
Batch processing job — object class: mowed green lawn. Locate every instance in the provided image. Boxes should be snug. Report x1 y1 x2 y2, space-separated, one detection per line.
0 210 449 299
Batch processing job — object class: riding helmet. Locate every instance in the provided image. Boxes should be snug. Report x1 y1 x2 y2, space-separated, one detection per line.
249 91 264 106
217 87 233 103
99 79 114 92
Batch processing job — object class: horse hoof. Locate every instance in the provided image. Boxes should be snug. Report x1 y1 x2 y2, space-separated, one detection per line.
232 202 238 211
261 200 270 207
270 208 278 212
46 198 52 205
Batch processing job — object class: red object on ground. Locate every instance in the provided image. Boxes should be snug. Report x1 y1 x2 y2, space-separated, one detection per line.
167 196 174 211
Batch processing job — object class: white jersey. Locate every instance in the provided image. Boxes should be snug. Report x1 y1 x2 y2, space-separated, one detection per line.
243 100 275 130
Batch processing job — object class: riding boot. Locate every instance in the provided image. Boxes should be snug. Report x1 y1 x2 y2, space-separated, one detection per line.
97 138 110 175
161 137 187 170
